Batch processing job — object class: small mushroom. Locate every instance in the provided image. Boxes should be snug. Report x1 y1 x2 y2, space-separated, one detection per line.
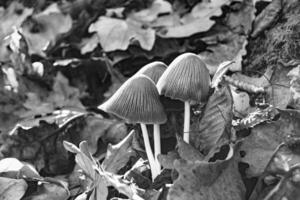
134 61 167 84
98 75 166 179
157 53 211 143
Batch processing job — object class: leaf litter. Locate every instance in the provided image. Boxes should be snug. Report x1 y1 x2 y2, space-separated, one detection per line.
0 0 300 200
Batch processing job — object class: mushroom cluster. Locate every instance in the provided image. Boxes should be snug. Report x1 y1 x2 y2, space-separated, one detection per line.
98 53 211 179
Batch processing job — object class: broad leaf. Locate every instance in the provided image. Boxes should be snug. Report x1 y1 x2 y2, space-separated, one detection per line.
21 4 72 56
102 130 136 173
26 178 69 200
191 85 233 154
0 2 33 61
21 72 84 117
251 0 282 37
240 109 300 177
0 177 27 200
157 0 232 38
89 16 155 51
249 140 300 200
198 0 254 74
0 157 40 179
128 0 172 23
167 145 245 200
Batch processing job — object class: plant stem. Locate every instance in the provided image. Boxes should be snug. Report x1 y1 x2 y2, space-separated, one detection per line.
183 101 190 143
140 123 159 180
153 124 161 171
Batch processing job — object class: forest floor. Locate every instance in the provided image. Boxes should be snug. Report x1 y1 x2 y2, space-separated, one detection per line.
0 0 299 199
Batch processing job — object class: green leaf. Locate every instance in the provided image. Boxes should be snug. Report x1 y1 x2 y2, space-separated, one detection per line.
88 16 155 52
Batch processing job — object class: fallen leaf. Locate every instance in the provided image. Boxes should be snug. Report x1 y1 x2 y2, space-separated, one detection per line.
79 115 128 155
25 179 69 200
167 145 245 200
198 0 254 74
157 0 232 38
157 151 179 169
251 0 282 37
287 65 300 109
11 109 86 132
128 0 172 23
0 177 27 200
191 85 233 155
249 140 300 200
177 136 204 162
233 105 278 130
124 158 152 189
21 4 72 56
0 157 40 179
79 34 99 54
231 88 250 116
0 2 33 40
89 16 155 51
102 130 137 173
240 109 300 177
21 72 84 117
64 141 144 200
211 61 235 89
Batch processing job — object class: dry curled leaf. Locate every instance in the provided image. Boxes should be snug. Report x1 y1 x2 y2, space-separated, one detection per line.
233 105 278 130
251 0 282 37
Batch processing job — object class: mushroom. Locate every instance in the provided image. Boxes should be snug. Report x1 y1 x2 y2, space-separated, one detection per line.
134 61 167 84
98 75 166 179
157 53 211 143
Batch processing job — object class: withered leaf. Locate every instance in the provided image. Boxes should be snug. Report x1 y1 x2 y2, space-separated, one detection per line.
191 85 233 155
102 130 137 173
240 109 300 177
167 145 245 200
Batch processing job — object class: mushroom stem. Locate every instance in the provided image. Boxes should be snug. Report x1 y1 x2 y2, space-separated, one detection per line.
153 124 161 170
140 123 159 180
183 101 190 143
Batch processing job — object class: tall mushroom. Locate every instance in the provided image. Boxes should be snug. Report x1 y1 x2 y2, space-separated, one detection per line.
135 61 167 84
134 61 167 168
98 75 166 179
157 53 210 143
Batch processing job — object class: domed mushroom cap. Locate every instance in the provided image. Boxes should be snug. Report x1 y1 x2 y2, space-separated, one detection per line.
157 53 211 102
135 61 167 84
99 75 167 124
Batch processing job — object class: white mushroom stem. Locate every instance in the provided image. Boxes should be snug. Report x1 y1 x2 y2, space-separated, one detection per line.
153 124 161 170
140 123 159 180
183 101 190 143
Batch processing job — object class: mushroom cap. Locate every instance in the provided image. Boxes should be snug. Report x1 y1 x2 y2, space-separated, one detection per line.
157 53 211 102
98 75 167 124
135 61 167 84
